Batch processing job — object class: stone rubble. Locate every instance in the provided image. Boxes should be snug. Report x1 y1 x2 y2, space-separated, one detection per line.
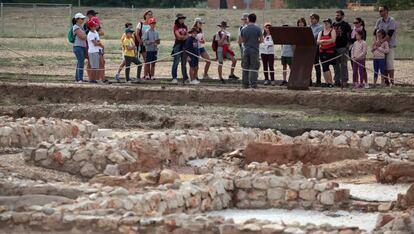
0 116 97 148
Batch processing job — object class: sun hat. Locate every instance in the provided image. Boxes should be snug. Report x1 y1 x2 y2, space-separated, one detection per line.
194 18 205 24
148 18 157 24
125 28 135 33
74 13 86 19
241 13 249 20
217 21 229 28
264 22 272 27
176 13 186 19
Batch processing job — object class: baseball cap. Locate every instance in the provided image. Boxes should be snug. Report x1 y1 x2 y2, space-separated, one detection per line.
73 13 86 19
176 13 186 19
194 18 205 24
323 18 333 24
87 20 98 28
148 18 157 24
86 10 98 16
125 28 135 33
90 16 101 26
241 13 249 20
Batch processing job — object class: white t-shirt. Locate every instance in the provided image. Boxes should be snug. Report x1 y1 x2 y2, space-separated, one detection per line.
196 32 205 48
87 31 102 53
259 35 275 55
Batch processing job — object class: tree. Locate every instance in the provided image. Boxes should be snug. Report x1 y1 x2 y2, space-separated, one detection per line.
220 0 228 9
377 0 414 10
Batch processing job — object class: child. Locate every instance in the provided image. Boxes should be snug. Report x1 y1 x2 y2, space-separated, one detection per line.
115 22 134 82
260 22 275 86
143 18 160 80
215 21 239 83
87 20 104 83
184 28 200 85
122 28 142 82
351 30 368 88
372 29 390 87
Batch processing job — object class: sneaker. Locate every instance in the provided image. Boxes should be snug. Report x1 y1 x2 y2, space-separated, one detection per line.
89 80 98 84
203 74 212 79
126 79 131 83
190 79 200 85
114 73 120 81
76 80 83 83
220 78 226 84
364 83 370 89
103 80 109 84
251 84 258 89
264 80 270 86
271 81 276 86
171 79 178 84
144 76 151 80
327 84 334 88
228 74 240 80
280 80 288 86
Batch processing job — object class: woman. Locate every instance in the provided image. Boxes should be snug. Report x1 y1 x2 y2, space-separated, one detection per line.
260 22 275 86
297 17 307 27
136 10 153 79
317 18 337 88
72 13 87 83
193 18 211 79
171 13 189 83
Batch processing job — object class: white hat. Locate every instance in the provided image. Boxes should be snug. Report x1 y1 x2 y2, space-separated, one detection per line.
194 17 205 24
74 12 86 19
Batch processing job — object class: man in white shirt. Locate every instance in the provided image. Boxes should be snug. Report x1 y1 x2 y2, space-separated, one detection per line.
238 13 249 58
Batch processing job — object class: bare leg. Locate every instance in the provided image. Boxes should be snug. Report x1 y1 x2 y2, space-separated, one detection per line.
117 60 126 74
282 64 287 81
201 51 211 77
218 63 223 79
230 57 237 76
141 52 148 78
150 63 156 78
324 70 333 84
388 70 395 85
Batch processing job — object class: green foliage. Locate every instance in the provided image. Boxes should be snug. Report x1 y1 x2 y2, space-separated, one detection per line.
286 0 347 9
376 0 414 10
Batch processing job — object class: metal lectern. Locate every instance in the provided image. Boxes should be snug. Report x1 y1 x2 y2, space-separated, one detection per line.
269 27 317 90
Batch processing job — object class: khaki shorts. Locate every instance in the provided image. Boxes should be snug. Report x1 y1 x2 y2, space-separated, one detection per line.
386 47 395 70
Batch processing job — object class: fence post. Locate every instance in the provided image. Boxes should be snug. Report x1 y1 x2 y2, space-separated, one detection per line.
69 4 72 24
1 3 4 36
33 3 37 37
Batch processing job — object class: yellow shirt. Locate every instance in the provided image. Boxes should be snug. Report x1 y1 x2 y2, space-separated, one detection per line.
122 37 136 57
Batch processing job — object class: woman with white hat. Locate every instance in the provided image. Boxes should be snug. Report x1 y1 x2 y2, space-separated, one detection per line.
72 12 87 83
192 18 211 79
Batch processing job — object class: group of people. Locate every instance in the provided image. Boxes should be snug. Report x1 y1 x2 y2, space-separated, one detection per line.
70 5 397 89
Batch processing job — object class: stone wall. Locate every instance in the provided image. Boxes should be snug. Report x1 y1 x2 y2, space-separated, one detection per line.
23 128 281 178
0 116 97 148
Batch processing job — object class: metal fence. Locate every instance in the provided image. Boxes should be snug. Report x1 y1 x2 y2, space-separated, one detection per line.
0 3 72 37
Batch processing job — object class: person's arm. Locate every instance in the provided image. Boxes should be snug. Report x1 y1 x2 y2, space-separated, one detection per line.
143 31 150 46
316 31 323 45
155 32 160 45
174 29 185 40
346 23 352 47
377 41 389 54
97 26 105 36
92 39 104 48
74 28 86 40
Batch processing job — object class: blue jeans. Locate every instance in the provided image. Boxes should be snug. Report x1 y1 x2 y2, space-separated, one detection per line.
171 43 188 80
373 58 386 82
73 46 86 81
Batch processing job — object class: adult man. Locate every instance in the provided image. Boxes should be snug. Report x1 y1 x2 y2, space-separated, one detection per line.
332 10 351 87
238 13 249 58
310 13 323 86
374 5 397 86
84 10 104 36
240 13 263 89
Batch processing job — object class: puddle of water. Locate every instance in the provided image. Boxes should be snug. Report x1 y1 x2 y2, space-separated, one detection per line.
206 208 378 232
339 183 410 202
186 158 212 167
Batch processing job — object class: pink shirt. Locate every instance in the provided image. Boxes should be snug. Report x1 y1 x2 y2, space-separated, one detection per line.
351 40 367 61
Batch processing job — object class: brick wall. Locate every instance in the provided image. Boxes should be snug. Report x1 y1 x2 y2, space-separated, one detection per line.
207 0 286 9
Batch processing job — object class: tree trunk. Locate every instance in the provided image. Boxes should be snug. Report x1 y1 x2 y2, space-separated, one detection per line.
219 0 228 9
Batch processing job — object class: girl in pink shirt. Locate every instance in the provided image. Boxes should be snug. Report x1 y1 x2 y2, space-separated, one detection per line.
351 30 368 88
372 29 389 87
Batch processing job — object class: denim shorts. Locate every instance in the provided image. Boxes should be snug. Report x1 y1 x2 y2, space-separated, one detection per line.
188 55 199 68
198 47 207 54
146 51 158 63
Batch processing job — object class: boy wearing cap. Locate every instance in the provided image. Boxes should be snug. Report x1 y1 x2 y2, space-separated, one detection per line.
123 28 142 82
184 28 201 85
87 20 104 83
115 22 134 82
215 21 239 83
143 18 160 80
